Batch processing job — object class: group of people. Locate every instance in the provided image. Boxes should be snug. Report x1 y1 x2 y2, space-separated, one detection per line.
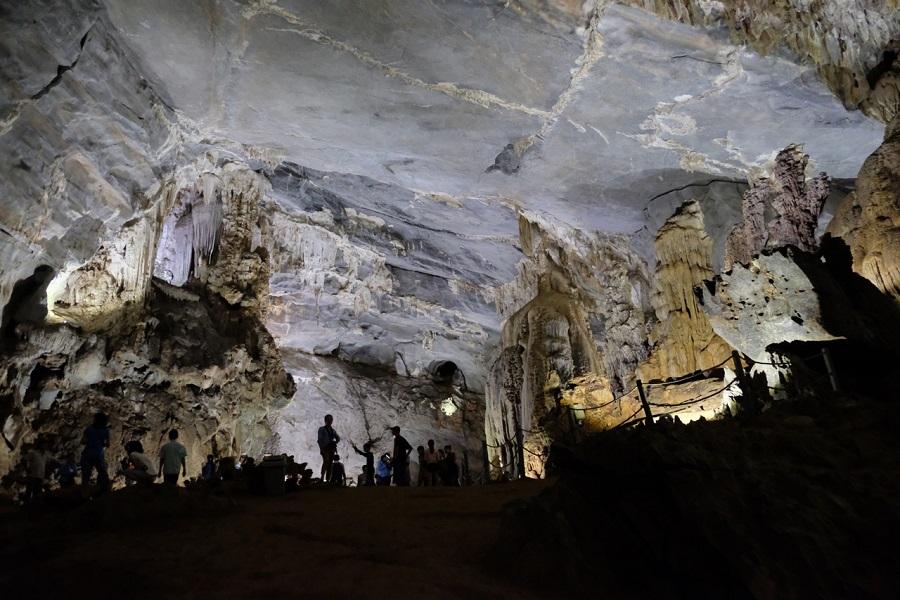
316 415 461 487
23 412 190 500
21 411 464 501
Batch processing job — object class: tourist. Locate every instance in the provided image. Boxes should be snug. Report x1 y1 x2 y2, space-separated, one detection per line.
443 445 460 486
423 439 440 486
56 452 78 488
317 414 340 482
122 440 155 485
157 429 187 486
330 454 346 487
351 442 375 486
376 453 392 486
81 412 110 493
24 438 50 502
415 445 426 486
390 426 412 486
201 455 217 481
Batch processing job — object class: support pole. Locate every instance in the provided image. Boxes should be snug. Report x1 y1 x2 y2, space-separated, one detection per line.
636 379 653 426
821 347 840 392
732 350 754 412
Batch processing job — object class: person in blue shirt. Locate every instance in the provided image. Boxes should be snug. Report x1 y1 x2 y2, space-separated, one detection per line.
375 453 392 486
201 455 217 481
81 412 110 493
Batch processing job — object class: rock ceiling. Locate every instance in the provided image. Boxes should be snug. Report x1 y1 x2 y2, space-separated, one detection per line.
106 0 885 233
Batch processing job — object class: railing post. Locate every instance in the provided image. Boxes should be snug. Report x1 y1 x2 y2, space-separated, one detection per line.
636 379 653 426
821 347 840 392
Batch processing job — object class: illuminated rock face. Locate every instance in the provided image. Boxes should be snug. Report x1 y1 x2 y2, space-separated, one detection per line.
639 200 732 380
0 0 897 487
485 213 651 477
828 118 900 301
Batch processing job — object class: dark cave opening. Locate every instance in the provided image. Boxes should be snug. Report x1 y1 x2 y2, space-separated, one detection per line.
1 265 55 350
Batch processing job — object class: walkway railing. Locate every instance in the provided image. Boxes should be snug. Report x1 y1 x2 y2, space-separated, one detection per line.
484 347 841 481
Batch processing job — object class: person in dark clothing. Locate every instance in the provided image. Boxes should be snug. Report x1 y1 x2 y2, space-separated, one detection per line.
201 455 217 481
57 452 78 488
329 454 346 487
351 442 375 486
416 446 426 486
423 440 440 486
317 414 340 483
81 412 110 493
443 445 460 486
390 426 413 486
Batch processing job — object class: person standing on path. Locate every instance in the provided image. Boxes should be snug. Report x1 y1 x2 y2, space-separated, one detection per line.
423 439 440 486
390 426 412 486
24 438 51 502
158 429 187 486
375 453 392 486
415 446 426 486
81 412 110 494
317 414 340 482
352 442 375 486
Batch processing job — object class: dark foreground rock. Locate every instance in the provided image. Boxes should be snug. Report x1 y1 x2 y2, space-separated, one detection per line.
495 398 900 599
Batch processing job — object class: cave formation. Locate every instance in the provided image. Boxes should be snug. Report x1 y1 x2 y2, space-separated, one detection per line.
2 0 899 598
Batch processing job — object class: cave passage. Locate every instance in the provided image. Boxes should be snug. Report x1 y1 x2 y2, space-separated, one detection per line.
1 0 899 598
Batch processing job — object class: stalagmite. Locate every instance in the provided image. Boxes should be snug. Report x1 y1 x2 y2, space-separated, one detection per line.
724 145 830 270
640 200 732 380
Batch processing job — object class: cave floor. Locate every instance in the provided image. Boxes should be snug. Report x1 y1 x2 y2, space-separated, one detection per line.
1 479 552 600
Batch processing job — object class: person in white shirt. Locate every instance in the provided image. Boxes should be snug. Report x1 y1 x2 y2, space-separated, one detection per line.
157 429 187 485
122 440 155 485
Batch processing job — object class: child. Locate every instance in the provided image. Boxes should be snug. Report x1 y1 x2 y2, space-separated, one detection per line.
352 442 375 486
57 452 79 488
329 454 346 487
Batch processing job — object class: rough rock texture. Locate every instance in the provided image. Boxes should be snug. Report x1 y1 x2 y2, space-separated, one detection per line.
485 212 652 476
498 212 652 388
0 157 297 481
0 0 299 483
828 120 900 300
101 1 883 234
623 0 900 121
724 145 830 269
703 249 840 363
766 146 830 251
276 351 484 482
639 200 732 380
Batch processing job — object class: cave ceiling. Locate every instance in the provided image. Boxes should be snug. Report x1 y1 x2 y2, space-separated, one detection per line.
105 0 884 235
